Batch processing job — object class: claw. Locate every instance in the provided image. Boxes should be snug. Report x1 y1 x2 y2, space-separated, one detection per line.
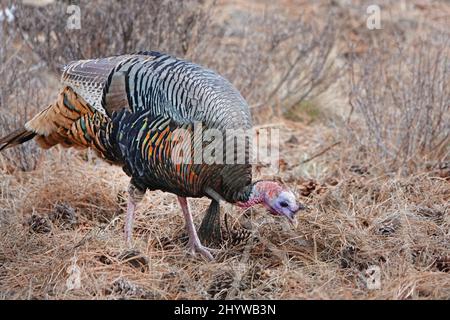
188 241 215 261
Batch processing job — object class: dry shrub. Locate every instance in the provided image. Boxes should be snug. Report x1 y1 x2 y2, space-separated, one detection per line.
194 3 340 122
348 34 450 173
14 0 213 73
0 19 52 171
12 1 339 123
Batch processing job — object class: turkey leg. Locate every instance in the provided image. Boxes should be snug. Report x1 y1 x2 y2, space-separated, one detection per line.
177 196 214 261
124 182 146 247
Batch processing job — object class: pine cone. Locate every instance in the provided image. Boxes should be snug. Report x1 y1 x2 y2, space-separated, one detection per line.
298 180 317 197
49 202 77 228
208 272 234 299
228 228 252 246
28 215 52 234
434 256 450 273
437 162 450 181
349 164 370 175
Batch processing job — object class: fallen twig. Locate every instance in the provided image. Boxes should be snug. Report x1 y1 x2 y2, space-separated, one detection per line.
301 141 341 164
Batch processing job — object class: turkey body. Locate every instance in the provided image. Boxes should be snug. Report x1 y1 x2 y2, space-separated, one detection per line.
0 51 254 255
69 51 254 203
107 109 252 201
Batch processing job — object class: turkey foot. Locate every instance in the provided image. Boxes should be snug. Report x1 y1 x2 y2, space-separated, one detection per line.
187 239 214 261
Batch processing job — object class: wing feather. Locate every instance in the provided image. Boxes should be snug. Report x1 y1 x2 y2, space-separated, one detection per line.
61 55 132 114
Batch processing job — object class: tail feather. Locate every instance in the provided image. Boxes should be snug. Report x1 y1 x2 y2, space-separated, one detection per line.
0 86 110 157
0 128 36 152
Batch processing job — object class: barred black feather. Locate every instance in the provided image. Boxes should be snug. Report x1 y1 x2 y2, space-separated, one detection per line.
1 51 255 237
66 51 255 203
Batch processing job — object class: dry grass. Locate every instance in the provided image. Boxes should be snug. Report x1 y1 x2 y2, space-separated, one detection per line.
0 0 449 300
0 122 449 299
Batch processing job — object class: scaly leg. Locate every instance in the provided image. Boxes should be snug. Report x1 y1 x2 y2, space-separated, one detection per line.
177 196 214 261
124 182 146 247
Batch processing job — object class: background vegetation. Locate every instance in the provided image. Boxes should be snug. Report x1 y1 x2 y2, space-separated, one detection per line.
0 0 449 299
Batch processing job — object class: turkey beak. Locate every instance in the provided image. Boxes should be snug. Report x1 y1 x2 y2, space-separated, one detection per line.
285 212 296 224
284 211 298 228
284 203 306 225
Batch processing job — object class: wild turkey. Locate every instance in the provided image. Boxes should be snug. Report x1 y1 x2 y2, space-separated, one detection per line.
0 51 303 260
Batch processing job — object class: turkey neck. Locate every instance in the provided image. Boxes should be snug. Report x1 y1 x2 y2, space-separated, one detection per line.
233 182 264 208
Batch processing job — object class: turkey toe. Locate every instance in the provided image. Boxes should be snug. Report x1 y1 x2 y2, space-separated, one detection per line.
188 242 215 261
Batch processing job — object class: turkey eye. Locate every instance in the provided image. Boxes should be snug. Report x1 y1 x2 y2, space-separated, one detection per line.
280 201 289 208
